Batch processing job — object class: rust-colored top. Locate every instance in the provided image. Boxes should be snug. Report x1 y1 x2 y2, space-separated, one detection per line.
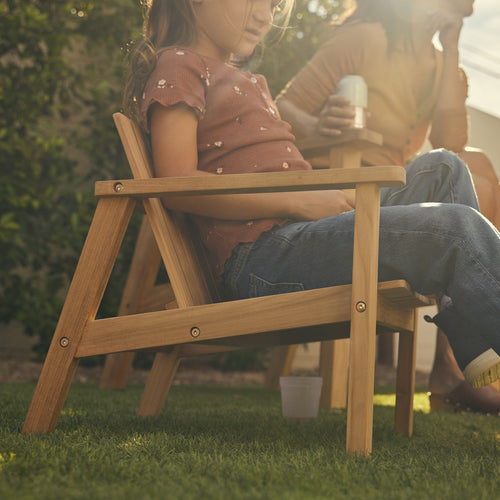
141 48 310 277
277 22 469 166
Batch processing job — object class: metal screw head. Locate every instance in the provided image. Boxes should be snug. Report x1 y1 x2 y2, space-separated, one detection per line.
355 301 367 313
59 337 70 347
114 182 124 192
190 327 200 338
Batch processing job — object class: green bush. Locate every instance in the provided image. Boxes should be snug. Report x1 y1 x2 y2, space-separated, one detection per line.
0 0 142 355
0 0 343 366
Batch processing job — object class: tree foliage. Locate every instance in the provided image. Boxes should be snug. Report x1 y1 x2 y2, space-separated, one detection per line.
0 0 344 359
260 0 346 96
0 0 142 355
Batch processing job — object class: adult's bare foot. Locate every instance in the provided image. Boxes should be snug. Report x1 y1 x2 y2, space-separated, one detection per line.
428 381 500 414
428 330 500 414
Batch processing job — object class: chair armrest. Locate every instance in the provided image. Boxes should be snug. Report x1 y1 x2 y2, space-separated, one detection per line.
95 166 405 199
296 129 382 160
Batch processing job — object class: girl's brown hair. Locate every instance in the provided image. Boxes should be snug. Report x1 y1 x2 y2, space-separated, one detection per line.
123 0 197 119
123 0 294 120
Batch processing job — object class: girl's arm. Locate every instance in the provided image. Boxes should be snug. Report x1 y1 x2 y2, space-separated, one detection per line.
150 104 355 221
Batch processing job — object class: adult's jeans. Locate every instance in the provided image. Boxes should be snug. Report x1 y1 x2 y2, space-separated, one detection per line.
223 150 500 364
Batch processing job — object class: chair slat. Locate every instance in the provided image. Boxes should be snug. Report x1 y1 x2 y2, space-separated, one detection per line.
113 113 216 307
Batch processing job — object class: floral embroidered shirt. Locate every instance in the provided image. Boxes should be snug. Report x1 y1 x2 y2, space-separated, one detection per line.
140 48 311 278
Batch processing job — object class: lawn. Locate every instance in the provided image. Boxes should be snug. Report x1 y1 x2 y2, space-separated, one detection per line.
0 382 498 499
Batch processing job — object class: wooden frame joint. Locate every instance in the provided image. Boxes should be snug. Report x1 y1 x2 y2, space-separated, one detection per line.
355 301 367 313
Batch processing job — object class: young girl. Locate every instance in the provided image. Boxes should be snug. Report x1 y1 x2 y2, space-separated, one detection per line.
124 0 500 390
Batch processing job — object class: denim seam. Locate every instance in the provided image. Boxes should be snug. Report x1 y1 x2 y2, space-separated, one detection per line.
384 162 457 204
226 242 253 297
248 273 305 297
445 161 456 204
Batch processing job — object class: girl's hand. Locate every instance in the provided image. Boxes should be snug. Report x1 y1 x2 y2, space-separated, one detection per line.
316 94 356 136
292 189 355 221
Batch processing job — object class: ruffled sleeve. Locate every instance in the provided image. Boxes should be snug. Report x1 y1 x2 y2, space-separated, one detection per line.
140 48 209 132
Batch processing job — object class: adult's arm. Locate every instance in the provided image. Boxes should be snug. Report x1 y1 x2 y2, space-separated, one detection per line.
429 12 469 151
276 23 382 138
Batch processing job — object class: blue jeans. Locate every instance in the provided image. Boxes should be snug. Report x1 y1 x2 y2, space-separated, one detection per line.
223 150 500 365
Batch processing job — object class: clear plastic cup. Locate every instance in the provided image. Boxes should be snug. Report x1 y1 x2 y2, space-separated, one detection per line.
280 376 323 420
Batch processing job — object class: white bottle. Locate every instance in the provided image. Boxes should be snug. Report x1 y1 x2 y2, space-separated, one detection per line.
336 75 368 129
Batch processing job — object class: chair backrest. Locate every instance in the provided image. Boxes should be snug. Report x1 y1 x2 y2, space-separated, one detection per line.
113 112 219 307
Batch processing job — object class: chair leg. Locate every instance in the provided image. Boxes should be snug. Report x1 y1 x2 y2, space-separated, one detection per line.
99 352 136 390
137 348 181 417
377 332 395 366
346 317 377 456
263 345 298 390
319 339 349 409
394 314 418 436
346 183 380 456
22 198 135 434
100 215 162 390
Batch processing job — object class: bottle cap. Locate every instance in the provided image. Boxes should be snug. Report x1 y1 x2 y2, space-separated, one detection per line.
336 75 367 107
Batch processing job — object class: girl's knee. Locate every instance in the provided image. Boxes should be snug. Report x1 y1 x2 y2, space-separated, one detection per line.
431 204 483 232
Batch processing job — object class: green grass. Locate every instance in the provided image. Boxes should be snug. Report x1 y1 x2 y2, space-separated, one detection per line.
0 383 498 499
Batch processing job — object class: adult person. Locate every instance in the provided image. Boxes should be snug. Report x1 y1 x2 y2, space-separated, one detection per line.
276 0 500 413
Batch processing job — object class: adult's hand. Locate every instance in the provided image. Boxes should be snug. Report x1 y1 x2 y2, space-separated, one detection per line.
316 94 356 136
426 11 463 52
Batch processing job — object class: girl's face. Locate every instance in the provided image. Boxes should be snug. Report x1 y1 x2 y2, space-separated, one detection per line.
191 0 279 62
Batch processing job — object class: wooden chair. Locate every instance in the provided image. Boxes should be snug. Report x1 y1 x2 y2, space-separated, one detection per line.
22 113 433 455
99 128 386 406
